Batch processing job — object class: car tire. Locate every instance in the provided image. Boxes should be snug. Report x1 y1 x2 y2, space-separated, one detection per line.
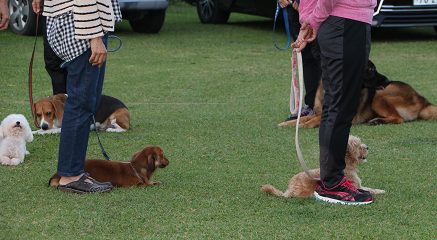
129 10 166 33
196 0 230 24
8 0 42 36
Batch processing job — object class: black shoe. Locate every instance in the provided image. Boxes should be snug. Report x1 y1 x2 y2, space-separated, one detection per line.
84 173 113 188
57 173 113 194
313 177 374 205
285 105 315 121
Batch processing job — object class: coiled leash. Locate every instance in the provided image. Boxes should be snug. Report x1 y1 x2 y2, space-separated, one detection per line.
108 35 122 52
273 1 291 50
28 14 122 160
291 50 319 181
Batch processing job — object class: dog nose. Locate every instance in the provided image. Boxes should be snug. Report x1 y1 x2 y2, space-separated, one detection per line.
366 146 369 150
16 121 21 125
41 124 49 130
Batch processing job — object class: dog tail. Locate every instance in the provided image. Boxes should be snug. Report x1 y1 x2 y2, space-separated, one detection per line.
419 103 437 120
48 173 61 187
261 184 284 197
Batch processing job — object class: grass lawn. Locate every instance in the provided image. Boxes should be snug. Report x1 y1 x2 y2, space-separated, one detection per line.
1 2 437 239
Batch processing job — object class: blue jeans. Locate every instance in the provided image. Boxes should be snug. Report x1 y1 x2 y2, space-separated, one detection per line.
57 34 108 177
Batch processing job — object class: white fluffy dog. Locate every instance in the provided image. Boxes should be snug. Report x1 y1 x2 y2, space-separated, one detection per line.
0 114 33 166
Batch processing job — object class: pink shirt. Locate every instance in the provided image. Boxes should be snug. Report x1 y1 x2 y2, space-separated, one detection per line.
299 0 377 30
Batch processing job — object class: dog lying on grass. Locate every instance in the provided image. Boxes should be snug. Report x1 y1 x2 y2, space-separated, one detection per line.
261 135 385 198
49 146 169 187
278 60 437 128
33 94 130 134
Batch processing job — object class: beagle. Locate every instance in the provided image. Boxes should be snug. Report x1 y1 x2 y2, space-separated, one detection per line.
32 93 130 134
48 146 169 187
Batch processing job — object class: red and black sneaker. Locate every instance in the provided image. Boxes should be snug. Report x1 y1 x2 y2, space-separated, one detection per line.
313 177 374 205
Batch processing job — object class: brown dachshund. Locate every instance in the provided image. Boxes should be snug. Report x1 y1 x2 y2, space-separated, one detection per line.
49 146 169 187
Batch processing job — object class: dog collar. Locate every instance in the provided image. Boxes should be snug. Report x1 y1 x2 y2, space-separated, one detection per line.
129 162 145 183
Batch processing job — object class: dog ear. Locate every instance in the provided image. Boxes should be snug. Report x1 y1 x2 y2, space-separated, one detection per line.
52 100 65 122
25 126 34 142
147 153 157 173
346 136 358 162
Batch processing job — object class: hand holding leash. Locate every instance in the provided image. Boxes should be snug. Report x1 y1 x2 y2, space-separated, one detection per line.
32 0 43 14
291 19 318 52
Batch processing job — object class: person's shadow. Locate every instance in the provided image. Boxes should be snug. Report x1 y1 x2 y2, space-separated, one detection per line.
371 26 437 42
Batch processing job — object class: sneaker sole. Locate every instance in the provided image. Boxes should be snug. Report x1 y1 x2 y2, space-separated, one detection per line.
313 192 373 205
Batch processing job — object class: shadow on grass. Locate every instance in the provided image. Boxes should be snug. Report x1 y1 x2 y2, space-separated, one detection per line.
372 27 437 42
227 19 274 31
228 19 437 42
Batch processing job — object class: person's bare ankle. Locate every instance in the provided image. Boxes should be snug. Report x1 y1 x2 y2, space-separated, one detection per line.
59 173 93 185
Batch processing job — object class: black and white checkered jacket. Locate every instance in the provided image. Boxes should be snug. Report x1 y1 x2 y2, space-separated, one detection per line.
44 0 122 62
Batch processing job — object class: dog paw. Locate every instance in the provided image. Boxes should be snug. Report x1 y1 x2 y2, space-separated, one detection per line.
0 157 17 166
278 121 293 127
152 181 162 185
368 119 383 126
106 128 126 133
32 129 61 135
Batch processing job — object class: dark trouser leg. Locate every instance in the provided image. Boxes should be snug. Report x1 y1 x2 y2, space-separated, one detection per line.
318 16 369 187
42 16 68 95
57 34 108 177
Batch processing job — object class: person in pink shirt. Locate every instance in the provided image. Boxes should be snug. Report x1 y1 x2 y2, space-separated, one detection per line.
292 0 377 205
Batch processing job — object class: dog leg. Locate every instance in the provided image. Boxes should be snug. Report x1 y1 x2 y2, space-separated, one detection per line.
419 104 437 120
0 156 12 166
368 115 404 125
106 119 126 133
9 157 23 166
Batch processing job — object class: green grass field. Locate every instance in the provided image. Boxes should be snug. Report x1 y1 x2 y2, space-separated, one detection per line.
1 2 437 239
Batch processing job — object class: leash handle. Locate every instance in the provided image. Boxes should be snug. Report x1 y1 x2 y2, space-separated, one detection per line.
273 1 291 50
59 35 122 68
108 35 122 52
290 51 300 115
29 13 40 129
292 49 319 181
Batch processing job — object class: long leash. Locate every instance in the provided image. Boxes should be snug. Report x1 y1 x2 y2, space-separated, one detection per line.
272 2 318 180
28 14 121 161
29 13 40 128
273 1 291 50
291 50 319 181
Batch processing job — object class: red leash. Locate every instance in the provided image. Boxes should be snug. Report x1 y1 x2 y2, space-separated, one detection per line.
29 13 40 128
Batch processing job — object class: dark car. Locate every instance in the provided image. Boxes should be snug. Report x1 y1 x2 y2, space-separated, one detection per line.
8 0 169 36
186 0 437 32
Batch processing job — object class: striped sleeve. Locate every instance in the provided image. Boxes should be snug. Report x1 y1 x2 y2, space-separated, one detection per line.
43 0 74 17
73 0 114 40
